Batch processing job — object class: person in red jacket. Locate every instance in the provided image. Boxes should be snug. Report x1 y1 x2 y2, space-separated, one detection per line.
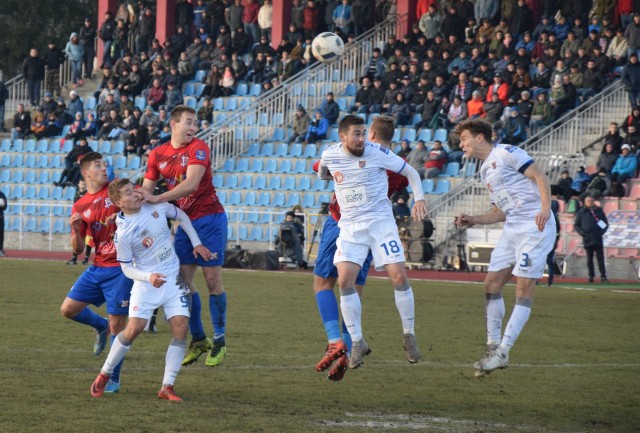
242 0 260 46
486 73 509 106
302 0 320 40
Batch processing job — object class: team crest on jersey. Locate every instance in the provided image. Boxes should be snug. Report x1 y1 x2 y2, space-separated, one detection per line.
159 161 168 170
104 198 113 208
142 237 154 248
83 209 91 218
181 155 189 166
195 150 206 160
120 300 129 308
492 162 497 169
333 172 344 183
359 160 366 168
152 211 159 219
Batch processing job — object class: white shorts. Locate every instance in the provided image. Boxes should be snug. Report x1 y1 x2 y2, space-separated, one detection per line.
488 219 556 279
335 219 405 271
129 271 190 320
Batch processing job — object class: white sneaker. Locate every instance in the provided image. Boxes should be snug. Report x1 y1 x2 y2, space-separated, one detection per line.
473 343 499 370
475 347 509 377
348 338 371 369
402 333 421 363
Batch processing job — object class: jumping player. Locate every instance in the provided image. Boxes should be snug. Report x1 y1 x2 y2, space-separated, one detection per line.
454 119 555 377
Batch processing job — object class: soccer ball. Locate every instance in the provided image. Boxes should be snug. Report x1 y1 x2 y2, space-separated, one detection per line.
311 32 345 64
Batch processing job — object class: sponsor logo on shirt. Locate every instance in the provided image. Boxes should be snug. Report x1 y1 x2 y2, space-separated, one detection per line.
83 209 91 218
181 155 189 166
196 150 206 160
93 198 102 204
333 171 370 184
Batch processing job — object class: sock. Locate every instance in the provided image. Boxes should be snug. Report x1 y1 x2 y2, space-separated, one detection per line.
394 285 416 335
485 293 505 345
101 333 131 378
109 334 126 383
341 320 352 354
339 290 362 342
71 307 108 332
501 298 532 352
315 290 341 343
210 293 227 343
188 292 206 341
163 338 187 386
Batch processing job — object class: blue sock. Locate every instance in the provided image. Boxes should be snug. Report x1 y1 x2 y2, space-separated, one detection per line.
189 292 206 341
109 334 124 383
341 320 352 354
316 290 341 342
210 293 227 343
71 307 108 332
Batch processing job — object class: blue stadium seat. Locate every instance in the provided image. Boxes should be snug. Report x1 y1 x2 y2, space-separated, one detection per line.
219 159 235 172
410 113 422 126
23 154 36 168
239 225 249 240
233 158 250 172
9 170 23 183
240 191 256 206
10 154 24 168
268 175 281 189
214 112 227 123
392 130 401 142
24 204 37 215
36 205 51 216
303 144 317 158
48 140 61 153
35 155 48 168
442 162 460 177
24 217 37 232
227 224 234 240
0 154 10 167
224 174 238 188
254 175 267 190
301 193 315 208
279 159 292 173
236 81 248 96
272 192 285 207
217 190 227 204
421 179 434 194
244 212 259 223
194 69 207 82
99 141 112 154
259 143 274 157
403 128 417 142
274 142 288 157
127 156 141 169
25 139 37 152
343 83 357 96
283 176 296 190
53 218 66 233
228 191 241 205
52 205 65 216
239 175 252 189
51 155 63 168
289 143 303 157
37 186 50 200
51 186 63 200
311 177 326 192
36 139 49 153
463 160 477 177
257 192 271 206
185 97 197 109
61 140 73 153
0 184 10 197
183 82 195 96
134 96 146 110
265 159 278 173
432 179 450 194
318 193 331 204
213 174 224 188
7 216 21 231
112 141 125 154
12 139 24 152
24 171 36 184
63 187 76 201
250 159 263 172
272 112 284 125
59 125 71 138
24 185 37 199
285 193 300 207
36 171 49 184
433 128 448 142
244 142 260 157
336 97 348 111
270 128 285 141
84 96 97 110
0 170 9 183
194 83 205 97
292 159 307 174
213 98 224 111
0 139 11 152
417 128 432 142
298 177 311 191
37 218 51 233
113 156 127 170
249 83 262 96
224 98 237 111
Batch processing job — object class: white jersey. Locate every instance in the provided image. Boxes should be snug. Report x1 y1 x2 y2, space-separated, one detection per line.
480 144 541 222
320 141 406 225
115 202 179 275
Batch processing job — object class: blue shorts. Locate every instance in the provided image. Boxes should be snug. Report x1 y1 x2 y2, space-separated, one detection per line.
313 216 371 286
67 265 133 316
175 212 227 267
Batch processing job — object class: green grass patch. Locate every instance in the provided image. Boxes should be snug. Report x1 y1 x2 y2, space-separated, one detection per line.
0 259 638 433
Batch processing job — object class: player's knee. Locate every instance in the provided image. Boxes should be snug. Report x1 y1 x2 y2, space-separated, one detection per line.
108 316 127 335
483 279 502 293
60 303 75 319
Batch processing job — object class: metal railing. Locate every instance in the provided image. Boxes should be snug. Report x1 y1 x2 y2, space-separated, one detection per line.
197 15 408 169
425 80 629 249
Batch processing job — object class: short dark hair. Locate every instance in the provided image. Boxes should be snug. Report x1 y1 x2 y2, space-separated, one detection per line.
338 114 365 134
370 115 396 144
455 119 492 142
79 152 103 171
170 105 196 123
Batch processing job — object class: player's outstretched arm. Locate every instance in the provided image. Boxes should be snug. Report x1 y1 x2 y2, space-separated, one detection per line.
455 205 506 228
399 163 427 221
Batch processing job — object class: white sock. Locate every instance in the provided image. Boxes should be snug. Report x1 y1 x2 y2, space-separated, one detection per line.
485 293 505 345
501 299 532 352
339 292 362 342
394 287 415 335
102 333 131 375
162 339 187 386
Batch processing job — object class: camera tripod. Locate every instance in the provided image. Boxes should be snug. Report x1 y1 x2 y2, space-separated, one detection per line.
441 225 469 272
306 203 330 263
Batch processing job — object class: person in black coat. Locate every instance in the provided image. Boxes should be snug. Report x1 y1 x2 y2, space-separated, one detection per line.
22 48 46 107
574 196 609 283
621 53 640 109
0 187 7 256
79 17 97 79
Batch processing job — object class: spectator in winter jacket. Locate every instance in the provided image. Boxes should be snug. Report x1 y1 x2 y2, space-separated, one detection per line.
622 53 640 108
44 41 65 97
320 92 340 124
22 48 46 107
423 140 448 178
332 0 352 35
305 110 329 143
574 196 609 283
611 144 639 185
624 13 640 59
289 105 311 143
597 142 620 175
302 0 320 40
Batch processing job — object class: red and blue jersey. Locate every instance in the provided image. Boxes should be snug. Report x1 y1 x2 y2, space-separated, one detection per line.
144 138 224 220
71 184 119 267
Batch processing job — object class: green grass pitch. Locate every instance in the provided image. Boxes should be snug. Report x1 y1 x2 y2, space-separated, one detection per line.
0 259 638 433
